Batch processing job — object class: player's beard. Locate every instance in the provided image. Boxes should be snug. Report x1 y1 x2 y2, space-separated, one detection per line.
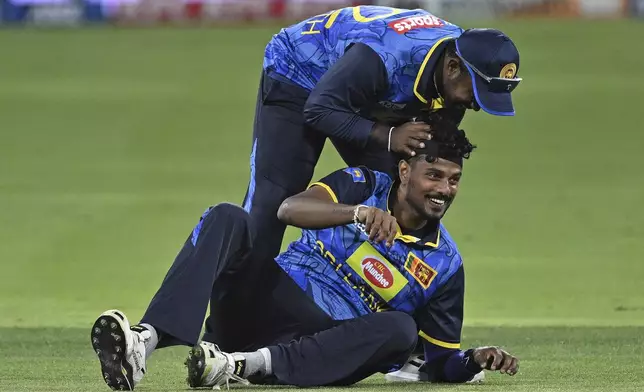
406 181 454 224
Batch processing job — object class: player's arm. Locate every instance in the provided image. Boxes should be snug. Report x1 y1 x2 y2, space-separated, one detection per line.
277 167 398 246
416 266 520 382
303 43 431 156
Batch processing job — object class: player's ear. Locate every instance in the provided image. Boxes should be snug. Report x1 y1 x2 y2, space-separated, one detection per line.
446 57 464 80
398 160 411 185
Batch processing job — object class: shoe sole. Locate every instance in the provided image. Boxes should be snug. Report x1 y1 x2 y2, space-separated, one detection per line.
90 310 135 391
185 344 207 388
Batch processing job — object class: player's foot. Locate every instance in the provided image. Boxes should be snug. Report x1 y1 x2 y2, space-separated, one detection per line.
185 341 249 389
90 310 149 390
468 371 486 383
385 355 426 382
384 355 485 383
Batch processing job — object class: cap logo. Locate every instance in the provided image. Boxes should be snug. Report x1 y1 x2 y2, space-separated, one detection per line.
500 63 517 79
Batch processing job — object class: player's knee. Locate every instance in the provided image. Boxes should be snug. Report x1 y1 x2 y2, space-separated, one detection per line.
206 203 252 229
381 312 418 354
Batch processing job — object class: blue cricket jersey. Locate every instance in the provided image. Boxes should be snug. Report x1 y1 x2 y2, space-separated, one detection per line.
275 166 465 349
265 6 462 102
262 6 467 147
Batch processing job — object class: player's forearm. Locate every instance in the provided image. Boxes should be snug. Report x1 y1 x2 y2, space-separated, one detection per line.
277 196 356 229
303 103 375 148
303 43 388 148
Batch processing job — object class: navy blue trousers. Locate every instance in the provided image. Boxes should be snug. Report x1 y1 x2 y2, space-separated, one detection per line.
241 72 396 266
140 203 417 386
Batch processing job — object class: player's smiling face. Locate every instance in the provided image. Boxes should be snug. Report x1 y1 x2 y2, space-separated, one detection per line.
400 157 462 221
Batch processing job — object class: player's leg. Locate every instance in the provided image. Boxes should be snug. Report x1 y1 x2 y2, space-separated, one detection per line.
90 203 255 390
241 72 325 261
189 311 418 388
267 311 418 386
201 72 326 349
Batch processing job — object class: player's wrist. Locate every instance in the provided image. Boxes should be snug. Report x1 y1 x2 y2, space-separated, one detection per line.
368 123 391 148
353 205 368 231
463 349 484 373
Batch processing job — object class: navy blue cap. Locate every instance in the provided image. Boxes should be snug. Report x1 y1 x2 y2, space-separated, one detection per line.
455 28 521 116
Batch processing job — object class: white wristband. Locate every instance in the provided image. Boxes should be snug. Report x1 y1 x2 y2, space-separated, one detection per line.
387 126 395 152
353 205 367 232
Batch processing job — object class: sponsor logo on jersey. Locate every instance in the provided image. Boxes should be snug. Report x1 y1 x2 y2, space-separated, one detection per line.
361 257 393 289
346 242 407 302
388 15 444 34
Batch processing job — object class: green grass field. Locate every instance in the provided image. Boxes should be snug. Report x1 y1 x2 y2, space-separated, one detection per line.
1 19 643 391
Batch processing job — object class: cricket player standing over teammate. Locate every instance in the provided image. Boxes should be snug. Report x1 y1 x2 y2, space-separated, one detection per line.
244 6 523 274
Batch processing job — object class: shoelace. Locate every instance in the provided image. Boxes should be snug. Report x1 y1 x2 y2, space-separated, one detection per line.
213 371 249 390
129 330 151 373
207 345 250 390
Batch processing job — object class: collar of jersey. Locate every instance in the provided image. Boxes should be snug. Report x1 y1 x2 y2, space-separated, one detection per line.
413 37 454 109
386 182 441 248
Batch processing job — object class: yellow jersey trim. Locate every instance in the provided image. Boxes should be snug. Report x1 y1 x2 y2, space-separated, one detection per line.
386 183 440 248
309 182 338 203
419 331 461 349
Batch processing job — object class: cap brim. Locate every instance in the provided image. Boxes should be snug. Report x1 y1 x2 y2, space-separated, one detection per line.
465 65 515 116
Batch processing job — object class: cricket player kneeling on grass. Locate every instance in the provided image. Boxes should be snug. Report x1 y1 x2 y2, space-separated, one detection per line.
90 121 518 390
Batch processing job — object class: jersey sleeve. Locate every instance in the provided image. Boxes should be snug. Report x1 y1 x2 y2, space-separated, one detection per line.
309 167 376 205
415 265 464 351
303 43 389 148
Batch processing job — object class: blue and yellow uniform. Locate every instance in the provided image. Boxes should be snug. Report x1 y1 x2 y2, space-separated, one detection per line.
265 6 465 126
243 6 474 283
242 6 519 324
142 167 480 386
276 166 465 351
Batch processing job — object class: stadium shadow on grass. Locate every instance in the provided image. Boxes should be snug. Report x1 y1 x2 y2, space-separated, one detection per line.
1 327 643 392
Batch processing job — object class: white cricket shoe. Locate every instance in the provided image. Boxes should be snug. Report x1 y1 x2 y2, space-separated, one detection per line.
90 310 149 390
185 341 249 389
385 355 485 383
385 355 426 382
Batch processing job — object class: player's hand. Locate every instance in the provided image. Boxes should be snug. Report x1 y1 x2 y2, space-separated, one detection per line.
357 206 398 247
471 346 519 376
389 121 432 157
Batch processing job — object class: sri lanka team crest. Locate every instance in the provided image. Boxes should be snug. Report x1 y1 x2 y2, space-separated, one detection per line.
404 253 437 289
343 167 366 183
500 63 517 79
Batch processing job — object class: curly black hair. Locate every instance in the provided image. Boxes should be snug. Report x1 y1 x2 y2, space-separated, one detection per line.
393 119 476 169
425 119 476 160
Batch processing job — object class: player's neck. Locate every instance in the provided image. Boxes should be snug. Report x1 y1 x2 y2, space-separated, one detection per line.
392 191 428 232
